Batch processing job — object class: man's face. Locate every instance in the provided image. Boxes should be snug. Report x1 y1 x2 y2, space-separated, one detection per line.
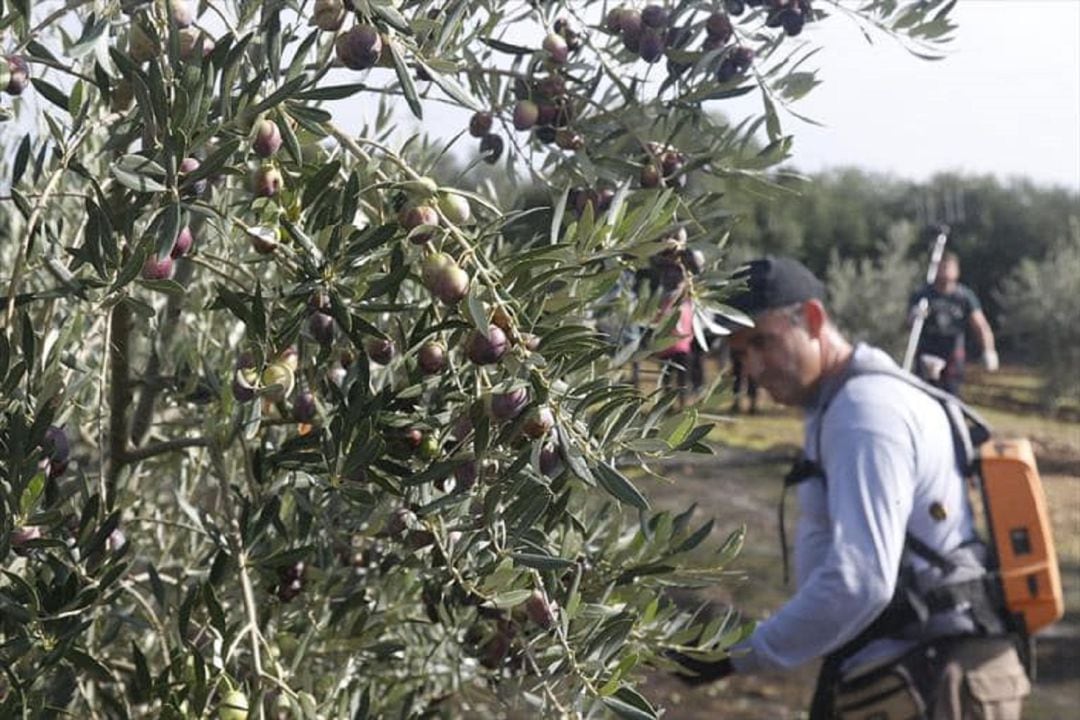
729 304 821 407
935 258 959 289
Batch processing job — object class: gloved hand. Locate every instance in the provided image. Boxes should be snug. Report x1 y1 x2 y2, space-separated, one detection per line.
983 350 999 372
666 650 735 686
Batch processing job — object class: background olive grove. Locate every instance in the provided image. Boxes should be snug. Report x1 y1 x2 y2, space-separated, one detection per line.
719 168 1080 404
1 1 958 718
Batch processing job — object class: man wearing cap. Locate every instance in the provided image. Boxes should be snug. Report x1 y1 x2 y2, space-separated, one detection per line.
673 257 1028 718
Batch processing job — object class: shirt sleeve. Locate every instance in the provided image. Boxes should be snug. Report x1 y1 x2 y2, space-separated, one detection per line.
961 285 982 315
731 406 915 673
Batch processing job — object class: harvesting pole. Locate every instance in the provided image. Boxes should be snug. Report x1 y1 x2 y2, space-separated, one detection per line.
902 225 949 373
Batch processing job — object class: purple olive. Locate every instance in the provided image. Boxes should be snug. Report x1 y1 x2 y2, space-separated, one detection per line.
606 7 629 33
170 0 195 28
539 444 561 477
726 0 747 16
422 254 471 305
465 325 509 365
489 387 528 421
4 54 30 96
309 312 335 346
469 111 494 138
336 25 383 70
522 406 555 439
253 166 283 197
417 341 447 375
385 507 414 538
312 0 346 32
142 255 174 280
640 162 662 188
178 27 213 61
621 11 643 53
537 75 567 99
253 119 283 158
365 337 395 365
43 426 70 465
524 590 557 629
706 13 734 43
638 30 666 63
171 226 194 258
107 527 128 553
10 525 43 550
179 156 208 196
277 577 303 602
781 8 806 36
480 133 504 164
399 204 440 244
641 5 669 29
542 32 568 64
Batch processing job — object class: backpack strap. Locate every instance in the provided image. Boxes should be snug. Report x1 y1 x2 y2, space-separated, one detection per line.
780 456 957 584
813 354 991 476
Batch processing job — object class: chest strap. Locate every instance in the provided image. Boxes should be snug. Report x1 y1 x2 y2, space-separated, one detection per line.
779 456 957 586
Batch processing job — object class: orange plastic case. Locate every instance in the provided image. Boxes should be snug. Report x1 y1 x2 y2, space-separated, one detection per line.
978 439 1064 635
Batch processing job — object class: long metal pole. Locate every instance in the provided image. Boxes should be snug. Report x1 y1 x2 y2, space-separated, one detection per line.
902 226 949 373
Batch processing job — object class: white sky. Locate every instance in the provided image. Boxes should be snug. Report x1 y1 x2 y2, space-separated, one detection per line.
724 0 1080 189
367 0 1080 191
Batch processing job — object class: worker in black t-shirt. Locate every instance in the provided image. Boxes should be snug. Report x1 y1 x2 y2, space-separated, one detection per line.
908 251 998 396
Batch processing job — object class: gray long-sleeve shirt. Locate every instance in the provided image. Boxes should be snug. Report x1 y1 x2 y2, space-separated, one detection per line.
732 344 981 674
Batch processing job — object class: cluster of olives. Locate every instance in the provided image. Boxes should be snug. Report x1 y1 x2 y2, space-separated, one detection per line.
605 4 676 64
467 111 504 164
567 186 616 218
8 427 81 553
649 226 705 291
232 349 298 404
311 0 383 70
127 0 214 64
467 587 559 670
141 225 196 281
640 141 688 190
510 78 581 151
275 560 307 602
739 0 814 37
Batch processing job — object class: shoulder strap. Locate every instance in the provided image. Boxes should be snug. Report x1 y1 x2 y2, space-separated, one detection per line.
813 350 991 475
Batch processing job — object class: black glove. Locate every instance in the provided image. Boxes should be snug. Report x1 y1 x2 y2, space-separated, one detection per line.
666 650 735 686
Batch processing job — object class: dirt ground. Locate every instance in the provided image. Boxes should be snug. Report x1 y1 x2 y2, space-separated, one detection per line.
631 368 1080 719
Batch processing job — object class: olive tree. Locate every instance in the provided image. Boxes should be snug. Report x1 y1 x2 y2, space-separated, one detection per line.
0 1 955 717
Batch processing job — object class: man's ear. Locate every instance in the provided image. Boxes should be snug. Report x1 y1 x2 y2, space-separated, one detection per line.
803 299 827 339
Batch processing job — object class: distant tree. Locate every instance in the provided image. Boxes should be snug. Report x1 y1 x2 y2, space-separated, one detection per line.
723 168 1080 361
995 222 1080 410
825 221 920 357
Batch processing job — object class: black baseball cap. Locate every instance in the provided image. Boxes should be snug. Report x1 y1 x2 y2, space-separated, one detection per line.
726 256 826 316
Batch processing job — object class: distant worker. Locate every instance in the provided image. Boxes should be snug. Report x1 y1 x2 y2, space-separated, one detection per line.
728 346 758 414
655 293 697 408
908 251 998 396
670 257 1029 719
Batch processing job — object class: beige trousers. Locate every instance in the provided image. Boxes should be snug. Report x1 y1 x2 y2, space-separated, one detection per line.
833 637 1030 720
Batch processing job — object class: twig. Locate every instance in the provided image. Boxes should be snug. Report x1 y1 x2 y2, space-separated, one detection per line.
120 436 213 463
106 299 133 502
